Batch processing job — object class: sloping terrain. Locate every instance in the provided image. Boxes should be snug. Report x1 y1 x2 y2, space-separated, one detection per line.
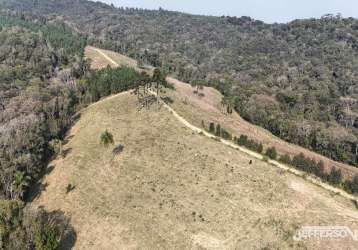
85 46 358 179
166 79 358 179
31 88 358 249
3 0 358 168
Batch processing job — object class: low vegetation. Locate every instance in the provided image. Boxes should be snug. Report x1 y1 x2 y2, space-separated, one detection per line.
236 135 264 154
265 147 278 160
0 200 75 250
203 121 358 195
100 130 114 147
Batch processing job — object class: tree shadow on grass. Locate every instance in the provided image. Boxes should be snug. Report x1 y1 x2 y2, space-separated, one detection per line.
63 135 75 145
112 145 124 155
26 147 72 202
26 164 56 202
34 207 77 250
61 148 72 158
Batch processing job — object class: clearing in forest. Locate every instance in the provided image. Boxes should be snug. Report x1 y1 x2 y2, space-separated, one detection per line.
31 72 358 249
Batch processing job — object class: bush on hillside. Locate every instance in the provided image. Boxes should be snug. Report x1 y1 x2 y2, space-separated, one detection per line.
215 124 221 137
279 154 291 165
344 175 358 194
237 135 248 146
265 147 277 160
0 200 75 250
220 128 232 140
49 139 63 158
100 130 114 147
209 122 215 134
235 135 263 153
326 167 343 186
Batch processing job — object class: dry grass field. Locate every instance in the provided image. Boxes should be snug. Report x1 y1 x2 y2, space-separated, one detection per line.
85 46 138 70
32 90 358 249
165 79 358 179
28 46 358 249
84 46 358 179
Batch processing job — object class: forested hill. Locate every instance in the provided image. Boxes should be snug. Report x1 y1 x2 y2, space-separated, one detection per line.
1 0 358 168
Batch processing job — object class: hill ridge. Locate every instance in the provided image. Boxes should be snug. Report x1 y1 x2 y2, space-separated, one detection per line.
88 46 357 202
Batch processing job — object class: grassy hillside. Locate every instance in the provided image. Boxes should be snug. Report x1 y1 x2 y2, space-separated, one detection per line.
85 46 358 182
2 0 358 167
32 89 358 249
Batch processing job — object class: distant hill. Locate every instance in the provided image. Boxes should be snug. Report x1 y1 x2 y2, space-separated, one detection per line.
2 0 357 168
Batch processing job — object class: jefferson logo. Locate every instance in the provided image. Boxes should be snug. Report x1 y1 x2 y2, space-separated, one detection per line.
293 226 358 241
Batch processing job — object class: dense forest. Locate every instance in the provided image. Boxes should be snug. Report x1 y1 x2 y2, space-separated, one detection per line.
3 0 356 167
0 13 87 248
0 14 86 200
0 10 155 247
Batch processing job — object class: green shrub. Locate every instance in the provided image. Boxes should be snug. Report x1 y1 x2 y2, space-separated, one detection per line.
209 122 215 134
256 143 264 153
327 167 342 186
343 175 358 194
279 154 291 164
221 128 232 140
0 201 74 250
100 130 114 147
237 135 248 146
265 147 277 160
35 225 59 250
49 139 63 157
348 175 358 194
215 124 221 137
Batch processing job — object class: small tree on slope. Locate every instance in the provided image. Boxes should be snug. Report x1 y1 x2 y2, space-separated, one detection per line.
100 130 114 147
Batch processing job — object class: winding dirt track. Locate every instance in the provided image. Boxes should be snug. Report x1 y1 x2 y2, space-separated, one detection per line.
92 47 358 202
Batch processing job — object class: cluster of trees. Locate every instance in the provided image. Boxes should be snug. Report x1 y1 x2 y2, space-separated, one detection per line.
236 133 358 194
207 122 232 140
79 65 168 110
10 0 358 168
280 153 358 194
0 12 87 249
0 11 162 248
0 13 86 200
205 121 358 195
236 134 264 154
81 66 144 103
0 200 76 249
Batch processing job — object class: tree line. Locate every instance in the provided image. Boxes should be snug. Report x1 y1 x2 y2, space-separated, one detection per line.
13 0 357 168
203 121 358 195
0 11 171 248
0 13 87 249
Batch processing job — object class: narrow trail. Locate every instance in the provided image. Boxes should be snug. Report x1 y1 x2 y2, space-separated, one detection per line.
93 47 358 203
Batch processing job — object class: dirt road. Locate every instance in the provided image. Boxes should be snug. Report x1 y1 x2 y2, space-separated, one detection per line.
92 47 358 202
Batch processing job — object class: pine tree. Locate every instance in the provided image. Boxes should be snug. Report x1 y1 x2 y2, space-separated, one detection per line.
209 122 215 134
265 147 277 160
215 124 221 137
237 135 248 146
327 167 342 185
